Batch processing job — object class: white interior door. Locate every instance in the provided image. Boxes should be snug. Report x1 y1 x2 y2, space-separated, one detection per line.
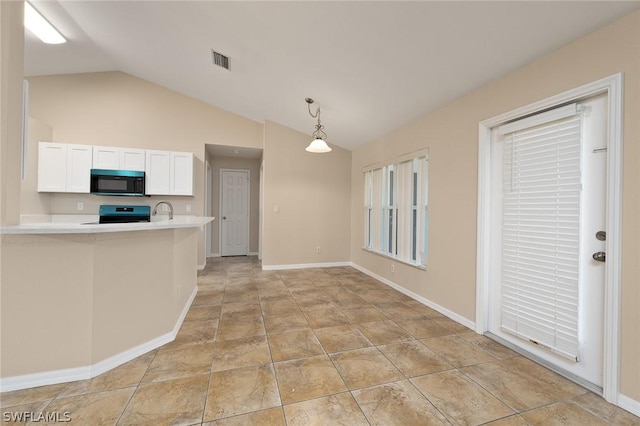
488 93 607 388
221 169 249 256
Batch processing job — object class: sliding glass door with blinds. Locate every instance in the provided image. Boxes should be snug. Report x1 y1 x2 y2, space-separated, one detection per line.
500 104 583 360
488 94 608 388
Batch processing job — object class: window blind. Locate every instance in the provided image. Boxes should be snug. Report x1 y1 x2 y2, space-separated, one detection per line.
500 106 583 361
396 160 413 260
370 168 382 252
364 171 373 249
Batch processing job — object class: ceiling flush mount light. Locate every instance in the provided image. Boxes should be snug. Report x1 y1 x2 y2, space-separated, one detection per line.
24 2 66 44
305 98 332 153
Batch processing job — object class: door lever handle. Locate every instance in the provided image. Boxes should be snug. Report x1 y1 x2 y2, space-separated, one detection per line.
592 252 606 262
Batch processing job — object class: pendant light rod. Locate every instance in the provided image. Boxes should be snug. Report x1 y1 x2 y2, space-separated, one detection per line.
306 97 319 118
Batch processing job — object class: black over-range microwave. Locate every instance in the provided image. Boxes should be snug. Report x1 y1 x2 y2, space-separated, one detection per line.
90 169 146 196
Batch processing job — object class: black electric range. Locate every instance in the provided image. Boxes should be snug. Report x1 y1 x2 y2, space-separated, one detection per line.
98 205 151 224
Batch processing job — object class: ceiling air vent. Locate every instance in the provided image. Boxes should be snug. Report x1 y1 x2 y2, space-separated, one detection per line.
211 50 230 70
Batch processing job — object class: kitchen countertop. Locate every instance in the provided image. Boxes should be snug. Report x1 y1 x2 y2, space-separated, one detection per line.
0 216 215 235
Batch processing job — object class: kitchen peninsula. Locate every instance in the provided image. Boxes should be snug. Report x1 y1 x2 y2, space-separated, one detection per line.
0 216 214 392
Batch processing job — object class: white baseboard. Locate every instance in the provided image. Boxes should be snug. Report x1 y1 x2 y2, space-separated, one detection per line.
248 252 259 256
262 261 351 271
91 285 196 378
208 253 221 258
176 285 198 333
0 366 91 393
350 262 476 330
618 393 640 417
0 286 197 393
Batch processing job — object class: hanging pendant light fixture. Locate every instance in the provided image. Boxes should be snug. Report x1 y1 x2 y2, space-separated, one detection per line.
305 98 332 153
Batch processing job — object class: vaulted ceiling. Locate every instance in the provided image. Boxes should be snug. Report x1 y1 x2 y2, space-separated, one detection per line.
24 1 640 151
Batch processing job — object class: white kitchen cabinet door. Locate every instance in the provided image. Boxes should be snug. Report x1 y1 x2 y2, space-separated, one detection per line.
38 142 67 192
94 146 145 171
120 148 146 171
170 152 194 196
65 144 92 193
38 142 92 193
145 150 171 195
92 146 120 170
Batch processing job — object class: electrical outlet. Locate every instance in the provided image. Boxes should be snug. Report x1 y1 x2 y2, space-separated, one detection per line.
391 263 395 273
186 204 191 213
77 202 83 211
316 246 321 254
162 204 168 212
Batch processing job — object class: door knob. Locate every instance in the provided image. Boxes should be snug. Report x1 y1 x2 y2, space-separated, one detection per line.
592 252 606 262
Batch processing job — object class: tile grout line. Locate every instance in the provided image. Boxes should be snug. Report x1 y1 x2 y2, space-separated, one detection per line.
309 269 374 426
263 269 288 423
113 349 158 426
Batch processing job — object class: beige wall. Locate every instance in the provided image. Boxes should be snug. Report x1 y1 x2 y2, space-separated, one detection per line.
1 228 197 378
263 120 351 267
0 0 25 383
2 234 94 374
25 71 264 264
351 11 640 402
20 117 52 215
208 154 261 256
0 1 24 227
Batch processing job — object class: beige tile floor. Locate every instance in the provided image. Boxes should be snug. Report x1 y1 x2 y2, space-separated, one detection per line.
2 256 639 425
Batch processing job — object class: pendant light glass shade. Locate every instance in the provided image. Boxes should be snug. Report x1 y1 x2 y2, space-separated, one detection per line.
306 138 332 153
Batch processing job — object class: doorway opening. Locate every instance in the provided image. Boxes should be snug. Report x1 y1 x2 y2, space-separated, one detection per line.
205 144 262 258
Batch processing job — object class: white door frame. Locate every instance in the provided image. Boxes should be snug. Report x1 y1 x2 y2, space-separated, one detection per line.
219 168 250 256
475 73 623 403
205 160 212 257
259 161 264 260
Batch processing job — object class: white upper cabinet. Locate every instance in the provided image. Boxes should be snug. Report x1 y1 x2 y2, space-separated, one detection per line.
38 142 92 193
92 146 119 170
39 142 193 196
120 148 146 171
38 142 67 192
93 146 145 171
145 150 171 195
66 144 93 193
170 152 194 196
146 150 194 196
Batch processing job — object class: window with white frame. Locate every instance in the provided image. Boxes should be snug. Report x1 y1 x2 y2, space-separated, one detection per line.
364 151 428 267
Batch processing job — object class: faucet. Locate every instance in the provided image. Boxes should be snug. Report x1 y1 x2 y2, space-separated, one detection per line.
152 201 174 220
